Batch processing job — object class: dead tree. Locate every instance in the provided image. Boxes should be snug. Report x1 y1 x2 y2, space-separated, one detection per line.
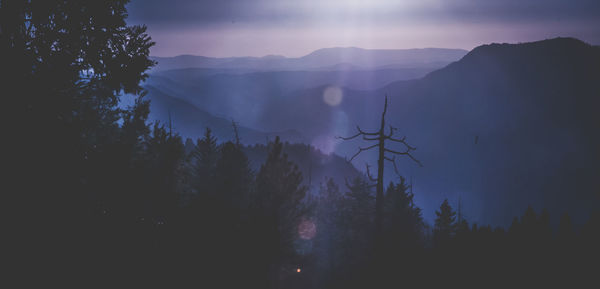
337 95 422 239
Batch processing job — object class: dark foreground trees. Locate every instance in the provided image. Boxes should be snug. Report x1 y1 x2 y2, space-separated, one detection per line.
2 0 155 282
4 1 599 287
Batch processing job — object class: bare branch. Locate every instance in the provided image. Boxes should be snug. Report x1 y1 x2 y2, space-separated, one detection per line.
357 126 379 136
385 148 422 167
387 135 406 142
387 136 417 151
384 156 403 178
365 163 377 182
387 125 398 138
385 148 411 155
336 131 362 141
348 143 379 162
336 125 378 140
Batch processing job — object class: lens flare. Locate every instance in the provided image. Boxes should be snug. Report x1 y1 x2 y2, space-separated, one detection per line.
323 86 343 106
298 219 317 240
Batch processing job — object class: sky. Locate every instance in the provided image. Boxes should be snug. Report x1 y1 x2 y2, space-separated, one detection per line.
126 0 600 57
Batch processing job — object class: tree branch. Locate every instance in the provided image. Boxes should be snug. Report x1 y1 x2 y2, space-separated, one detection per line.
365 163 377 182
386 136 417 151
385 148 422 167
336 126 378 141
385 156 403 177
347 143 379 162
386 125 398 138
357 126 379 136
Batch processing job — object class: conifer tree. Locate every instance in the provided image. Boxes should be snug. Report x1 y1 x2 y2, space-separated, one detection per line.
215 141 254 209
434 199 457 247
557 212 575 248
191 128 219 197
253 136 309 287
315 178 343 277
384 177 424 249
145 122 185 220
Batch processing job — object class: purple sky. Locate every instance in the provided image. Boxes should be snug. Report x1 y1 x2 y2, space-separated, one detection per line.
126 0 600 57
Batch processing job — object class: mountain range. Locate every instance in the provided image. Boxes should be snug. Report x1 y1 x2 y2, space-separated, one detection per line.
150 47 468 72
136 38 600 227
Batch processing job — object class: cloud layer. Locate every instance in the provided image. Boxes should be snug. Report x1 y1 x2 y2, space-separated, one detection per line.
126 0 600 57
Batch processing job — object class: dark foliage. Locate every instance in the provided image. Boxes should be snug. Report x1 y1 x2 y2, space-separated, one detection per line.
3 1 599 287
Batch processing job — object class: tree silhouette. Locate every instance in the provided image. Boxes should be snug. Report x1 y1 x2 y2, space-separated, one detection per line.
254 136 310 288
145 122 185 220
337 95 421 242
313 178 343 283
339 177 375 272
190 127 219 198
215 141 254 208
3 1 155 276
434 199 457 247
383 177 424 250
557 212 575 250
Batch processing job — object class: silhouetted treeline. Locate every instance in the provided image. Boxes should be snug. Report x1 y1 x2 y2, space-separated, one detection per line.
3 1 599 287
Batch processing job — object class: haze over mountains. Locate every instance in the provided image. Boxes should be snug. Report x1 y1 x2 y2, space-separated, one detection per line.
139 47 467 143
136 38 600 227
149 47 468 72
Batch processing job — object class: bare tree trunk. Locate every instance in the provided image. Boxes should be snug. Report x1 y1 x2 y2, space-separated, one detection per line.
375 112 386 237
337 95 421 247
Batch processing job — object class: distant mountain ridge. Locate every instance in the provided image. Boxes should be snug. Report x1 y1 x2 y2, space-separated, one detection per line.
141 37 600 227
335 37 600 226
142 85 307 145
149 47 468 72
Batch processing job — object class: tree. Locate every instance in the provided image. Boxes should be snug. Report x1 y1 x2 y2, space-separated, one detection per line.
383 177 424 250
190 127 219 197
339 177 375 270
342 177 375 237
144 122 185 220
338 95 422 242
253 136 309 288
434 199 457 247
557 212 575 248
314 178 343 280
520 205 538 246
2 0 155 280
3 0 155 209
215 141 254 208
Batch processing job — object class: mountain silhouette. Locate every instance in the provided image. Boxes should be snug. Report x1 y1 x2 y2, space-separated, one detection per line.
336 37 600 226
141 85 307 145
149 47 467 72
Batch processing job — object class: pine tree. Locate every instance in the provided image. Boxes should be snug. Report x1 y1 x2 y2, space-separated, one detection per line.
520 205 538 246
215 141 253 208
253 136 309 287
557 212 575 248
384 177 424 249
191 127 219 197
343 177 375 229
144 122 185 220
339 177 375 269
434 199 457 247
315 178 343 278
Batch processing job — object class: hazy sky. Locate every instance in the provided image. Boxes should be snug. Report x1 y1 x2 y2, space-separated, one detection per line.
126 0 600 57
